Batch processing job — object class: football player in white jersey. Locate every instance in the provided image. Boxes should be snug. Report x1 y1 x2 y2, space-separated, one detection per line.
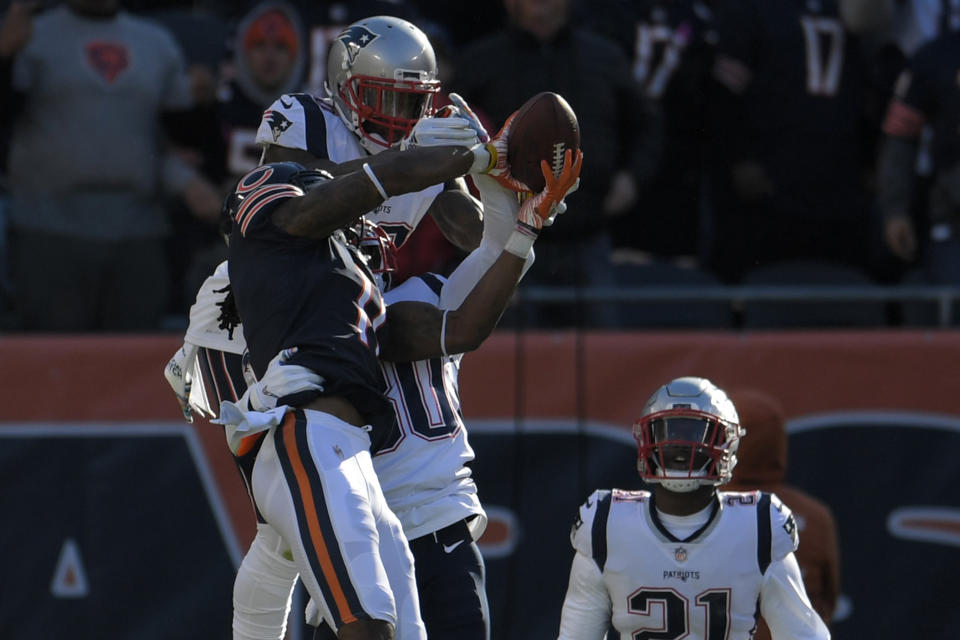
557 377 830 640
255 14 484 256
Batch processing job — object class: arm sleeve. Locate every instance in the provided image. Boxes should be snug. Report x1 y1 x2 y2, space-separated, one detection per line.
760 553 831 639
881 64 933 141
557 552 612 640
437 173 534 311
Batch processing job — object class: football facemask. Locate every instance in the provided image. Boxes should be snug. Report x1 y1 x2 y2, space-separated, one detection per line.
326 16 440 153
633 377 744 493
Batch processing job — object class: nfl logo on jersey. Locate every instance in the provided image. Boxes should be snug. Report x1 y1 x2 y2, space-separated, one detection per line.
674 547 688 563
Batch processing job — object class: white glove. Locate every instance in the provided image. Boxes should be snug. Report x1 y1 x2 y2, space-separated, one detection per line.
448 93 490 143
239 348 324 412
164 342 200 423
401 114 480 149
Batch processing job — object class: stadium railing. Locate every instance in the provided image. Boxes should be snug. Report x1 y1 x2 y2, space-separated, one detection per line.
513 284 960 328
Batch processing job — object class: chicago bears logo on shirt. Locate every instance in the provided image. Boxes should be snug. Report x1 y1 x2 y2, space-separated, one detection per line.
263 110 293 142
85 42 129 83
337 25 380 63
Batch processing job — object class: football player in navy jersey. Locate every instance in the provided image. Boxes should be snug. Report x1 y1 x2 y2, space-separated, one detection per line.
556 377 829 640
308 170 545 640
165 130 582 639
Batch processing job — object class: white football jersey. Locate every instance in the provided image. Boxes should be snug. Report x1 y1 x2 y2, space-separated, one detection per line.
184 260 243 355
558 489 830 640
376 273 486 543
255 93 443 248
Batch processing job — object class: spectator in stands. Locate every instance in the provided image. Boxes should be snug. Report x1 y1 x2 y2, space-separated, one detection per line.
889 0 960 56
726 388 841 637
876 29 960 296
0 0 221 331
583 0 717 268
707 0 888 283
289 0 423 97
175 1 307 307
219 2 305 183
452 0 662 328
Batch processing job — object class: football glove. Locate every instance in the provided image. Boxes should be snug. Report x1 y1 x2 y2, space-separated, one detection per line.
517 149 584 233
484 112 529 192
448 93 490 143
239 347 324 412
401 112 479 150
164 342 199 423
540 175 580 227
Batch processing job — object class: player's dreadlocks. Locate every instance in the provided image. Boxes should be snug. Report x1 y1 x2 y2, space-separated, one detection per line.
214 284 241 340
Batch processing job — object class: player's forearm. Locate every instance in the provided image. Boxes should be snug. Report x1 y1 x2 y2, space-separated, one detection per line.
275 170 385 237
373 145 481 196
443 251 524 353
557 554 612 640
761 555 831 639
379 251 523 362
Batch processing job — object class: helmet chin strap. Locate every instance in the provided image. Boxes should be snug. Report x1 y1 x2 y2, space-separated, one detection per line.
638 460 711 493
658 478 704 493
360 131 391 155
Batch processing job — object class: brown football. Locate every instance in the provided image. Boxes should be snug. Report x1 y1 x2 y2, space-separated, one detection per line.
506 92 580 191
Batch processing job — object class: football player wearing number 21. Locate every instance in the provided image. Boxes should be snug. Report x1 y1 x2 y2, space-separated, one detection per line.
557 377 830 640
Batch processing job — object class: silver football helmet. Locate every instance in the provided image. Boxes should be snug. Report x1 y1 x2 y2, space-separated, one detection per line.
633 377 745 492
345 218 398 291
325 16 440 154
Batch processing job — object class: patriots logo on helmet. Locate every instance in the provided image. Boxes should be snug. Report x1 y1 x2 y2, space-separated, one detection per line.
264 110 293 142
337 25 380 63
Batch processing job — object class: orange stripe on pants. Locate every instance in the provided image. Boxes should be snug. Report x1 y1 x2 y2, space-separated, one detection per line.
281 413 358 625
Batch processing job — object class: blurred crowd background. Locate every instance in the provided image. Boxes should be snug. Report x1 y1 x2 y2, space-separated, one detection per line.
1 0 959 332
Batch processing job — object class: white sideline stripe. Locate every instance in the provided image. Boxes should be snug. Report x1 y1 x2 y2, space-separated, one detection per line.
0 422 243 568
468 418 637 445
787 411 960 433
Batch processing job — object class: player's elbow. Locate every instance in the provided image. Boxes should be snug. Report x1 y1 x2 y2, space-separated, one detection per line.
444 317 491 354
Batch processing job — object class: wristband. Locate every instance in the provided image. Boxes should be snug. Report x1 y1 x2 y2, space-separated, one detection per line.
440 310 450 356
469 143 496 174
504 226 537 258
362 163 389 201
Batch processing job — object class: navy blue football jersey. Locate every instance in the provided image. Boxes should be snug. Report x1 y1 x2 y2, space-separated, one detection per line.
713 0 866 194
226 162 395 442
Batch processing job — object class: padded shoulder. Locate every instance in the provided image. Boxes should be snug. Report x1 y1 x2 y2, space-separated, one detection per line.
255 93 330 157
769 492 800 561
570 489 612 571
